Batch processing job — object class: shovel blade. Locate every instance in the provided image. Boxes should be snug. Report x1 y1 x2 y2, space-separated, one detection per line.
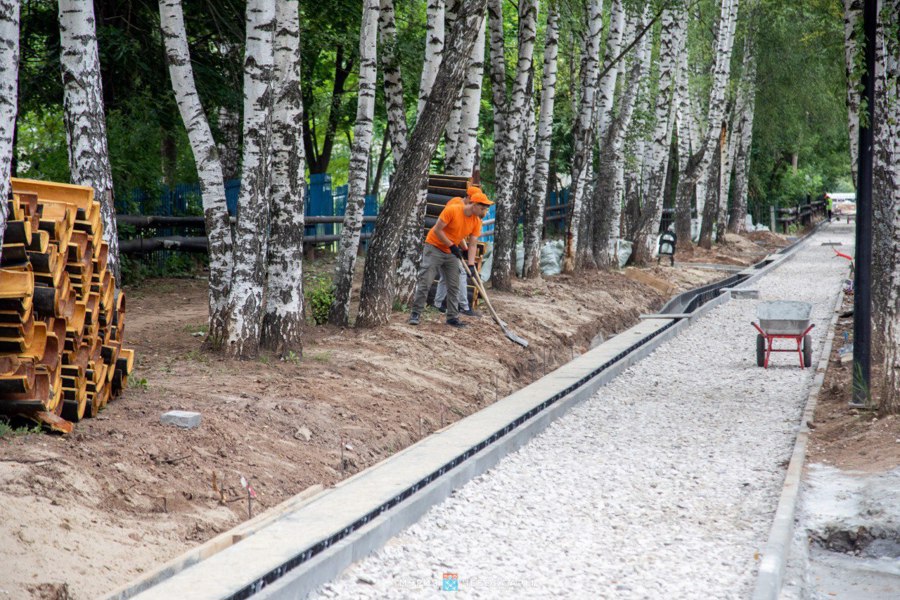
501 325 529 348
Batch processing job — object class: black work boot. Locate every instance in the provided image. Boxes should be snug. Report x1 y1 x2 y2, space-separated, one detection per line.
446 317 466 328
408 312 420 325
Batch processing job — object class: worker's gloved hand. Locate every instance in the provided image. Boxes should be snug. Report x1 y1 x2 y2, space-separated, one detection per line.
449 245 464 259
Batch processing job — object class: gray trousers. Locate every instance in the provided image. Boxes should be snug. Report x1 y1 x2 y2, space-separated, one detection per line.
434 261 470 311
412 244 461 320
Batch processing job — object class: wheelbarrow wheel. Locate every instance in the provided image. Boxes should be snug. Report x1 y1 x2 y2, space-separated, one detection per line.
756 334 766 367
803 334 812 367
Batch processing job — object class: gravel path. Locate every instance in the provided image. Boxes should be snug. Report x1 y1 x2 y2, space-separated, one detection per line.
310 226 854 600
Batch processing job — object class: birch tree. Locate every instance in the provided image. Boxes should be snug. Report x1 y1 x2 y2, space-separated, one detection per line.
728 32 758 233
159 0 234 348
222 0 276 358
842 0 862 188
563 0 603 272
674 0 740 251
329 0 380 327
58 0 120 282
445 15 485 176
394 0 445 305
0 0 19 257
590 8 651 267
878 0 900 414
261 0 306 354
522 3 559 279
490 0 538 291
595 0 626 143
356 0 488 327
629 7 679 265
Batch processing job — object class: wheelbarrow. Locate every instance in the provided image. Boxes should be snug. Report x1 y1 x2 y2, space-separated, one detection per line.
751 301 815 369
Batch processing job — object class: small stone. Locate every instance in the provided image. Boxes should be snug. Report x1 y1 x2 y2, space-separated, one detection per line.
294 426 312 442
160 410 201 429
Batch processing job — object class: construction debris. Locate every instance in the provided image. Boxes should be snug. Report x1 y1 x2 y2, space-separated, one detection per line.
0 178 134 432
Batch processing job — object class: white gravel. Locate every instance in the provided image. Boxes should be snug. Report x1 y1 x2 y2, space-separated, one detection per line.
310 226 854 600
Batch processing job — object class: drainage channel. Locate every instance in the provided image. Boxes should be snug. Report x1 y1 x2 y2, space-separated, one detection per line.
124 230 818 600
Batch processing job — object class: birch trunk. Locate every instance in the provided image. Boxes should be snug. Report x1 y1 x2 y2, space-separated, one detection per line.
490 0 539 291
58 0 120 283
676 0 740 251
591 11 650 267
394 0 445 305
329 0 380 327
715 118 733 242
380 0 408 162
450 15 485 176
217 107 241 180
523 4 559 279
595 0 626 143
486 0 507 174
356 0 488 327
0 0 19 257
728 34 757 233
879 0 900 413
261 0 306 354
629 7 678 265
563 0 604 272
222 0 276 358
159 0 234 349
843 0 862 188
673 12 694 248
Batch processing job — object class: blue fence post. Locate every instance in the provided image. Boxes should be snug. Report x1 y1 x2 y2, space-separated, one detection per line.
362 193 378 249
225 179 240 215
307 173 333 237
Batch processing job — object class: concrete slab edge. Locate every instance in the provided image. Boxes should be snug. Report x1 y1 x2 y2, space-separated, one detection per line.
751 270 848 600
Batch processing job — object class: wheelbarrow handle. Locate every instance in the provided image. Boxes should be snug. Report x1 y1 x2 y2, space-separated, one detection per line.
751 321 765 335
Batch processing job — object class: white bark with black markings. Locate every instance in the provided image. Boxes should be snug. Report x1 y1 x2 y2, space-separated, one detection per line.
0 0 19 258
629 7 678 265
842 0 862 188
728 30 757 234
58 0 120 282
564 0 604 271
446 14 485 176
595 0 626 144
491 0 538 290
523 4 559 279
356 0 488 327
395 0 445 305
222 0 276 358
159 0 234 348
261 0 307 354
879 0 900 413
330 0 380 326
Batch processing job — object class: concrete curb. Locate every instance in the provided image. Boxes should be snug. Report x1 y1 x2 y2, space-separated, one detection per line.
752 245 849 599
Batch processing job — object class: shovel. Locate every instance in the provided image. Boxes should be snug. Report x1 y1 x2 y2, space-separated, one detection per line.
459 259 529 348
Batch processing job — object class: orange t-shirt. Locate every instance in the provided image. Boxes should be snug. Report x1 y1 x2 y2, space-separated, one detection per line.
425 199 482 253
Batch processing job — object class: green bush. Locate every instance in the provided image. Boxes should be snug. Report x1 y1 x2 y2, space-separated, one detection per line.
306 275 335 325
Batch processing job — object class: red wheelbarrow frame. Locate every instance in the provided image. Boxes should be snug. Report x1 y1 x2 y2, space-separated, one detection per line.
751 322 815 369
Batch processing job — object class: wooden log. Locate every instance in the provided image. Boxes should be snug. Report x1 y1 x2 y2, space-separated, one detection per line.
0 356 22 375
38 200 76 249
33 285 57 316
67 301 86 338
83 292 100 326
427 175 470 189
39 331 60 372
56 287 75 321
61 380 87 422
101 341 120 365
111 369 127 395
94 241 108 274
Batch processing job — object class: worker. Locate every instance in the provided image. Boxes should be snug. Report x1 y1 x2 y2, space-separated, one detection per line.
409 190 493 328
825 194 833 222
434 186 483 317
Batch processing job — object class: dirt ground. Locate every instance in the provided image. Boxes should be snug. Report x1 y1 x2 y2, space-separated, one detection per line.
809 289 900 473
0 230 871 600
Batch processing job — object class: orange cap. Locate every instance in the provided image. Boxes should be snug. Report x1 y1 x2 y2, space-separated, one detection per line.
466 186 482 197
471 192 493 206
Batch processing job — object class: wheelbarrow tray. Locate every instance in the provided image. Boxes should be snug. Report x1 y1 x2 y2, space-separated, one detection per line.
756 301 812 335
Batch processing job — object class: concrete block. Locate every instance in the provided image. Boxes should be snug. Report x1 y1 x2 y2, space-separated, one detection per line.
160 410 201 429
725 288 760 299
